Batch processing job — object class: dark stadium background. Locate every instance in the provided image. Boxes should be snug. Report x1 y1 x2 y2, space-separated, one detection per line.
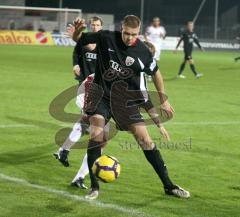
25 0 240 39
25 0 239 24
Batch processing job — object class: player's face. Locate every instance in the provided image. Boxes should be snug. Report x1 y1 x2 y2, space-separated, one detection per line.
121 25 140 46
187 23 194 32
153 19 160 27
90 20 102 32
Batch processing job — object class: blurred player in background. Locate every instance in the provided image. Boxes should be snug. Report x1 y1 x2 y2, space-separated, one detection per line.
234 33 240 62
175 21 204 79
145 17 166 81
145 17 166 61
54 16 106 189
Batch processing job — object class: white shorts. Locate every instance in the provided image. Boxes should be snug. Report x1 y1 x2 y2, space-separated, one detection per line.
76 74 94 113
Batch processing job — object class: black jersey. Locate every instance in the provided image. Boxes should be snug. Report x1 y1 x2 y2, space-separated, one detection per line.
77 30 158 100
177 30 202 53
73 44 97 82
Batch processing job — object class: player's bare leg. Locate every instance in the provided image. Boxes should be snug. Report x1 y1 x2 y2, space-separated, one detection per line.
129 122 190 198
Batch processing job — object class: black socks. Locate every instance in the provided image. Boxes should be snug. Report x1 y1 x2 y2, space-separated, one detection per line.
190 64 197 76
143 146 174 189
179 62 199 76
87 140 102 190
178 62 186 75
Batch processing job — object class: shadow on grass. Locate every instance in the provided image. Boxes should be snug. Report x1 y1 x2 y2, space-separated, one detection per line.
218 67 240 71
7 115 60 129
191 147 240 160
163 76 178 82
222 101 240 107
0 143 53 166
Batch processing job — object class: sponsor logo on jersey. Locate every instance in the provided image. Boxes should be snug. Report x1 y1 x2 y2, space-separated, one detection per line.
108 48 115 52
125 56 135 66
103 60 133 81
85 52 97 61
189 38 194 43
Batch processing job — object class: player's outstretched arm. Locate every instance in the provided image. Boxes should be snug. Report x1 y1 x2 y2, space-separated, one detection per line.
152 70 174 116
194 37 204 51
159 124 170 141
72 18 87 42
174 40 181 53
64 24 75 38
175 37 183 51
146 106 170 141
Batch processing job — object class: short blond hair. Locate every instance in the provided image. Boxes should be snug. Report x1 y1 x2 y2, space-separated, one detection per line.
122 15 141 28
89 16 103 26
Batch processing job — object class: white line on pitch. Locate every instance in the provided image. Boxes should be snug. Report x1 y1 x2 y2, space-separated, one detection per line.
1 120 240 129
166 121 240 125
0 124 36 128
0 173 153 217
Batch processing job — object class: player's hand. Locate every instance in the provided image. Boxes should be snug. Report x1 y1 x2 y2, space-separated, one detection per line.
159 125 170 141
74 18 87 31
73 65 81 76
64 24 75 38
160 100 174 119
72 18 87 42
173 49 177 54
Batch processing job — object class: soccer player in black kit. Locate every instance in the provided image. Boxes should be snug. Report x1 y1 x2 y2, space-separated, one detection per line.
73 15 190 200
54 16 108 189
175 21 204 79
55 17 171 190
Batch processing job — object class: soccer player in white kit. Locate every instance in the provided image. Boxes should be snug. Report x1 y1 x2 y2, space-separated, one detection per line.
145 17 166 81
145 17 166 61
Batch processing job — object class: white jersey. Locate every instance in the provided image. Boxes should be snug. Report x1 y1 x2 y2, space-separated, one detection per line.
145 26 166 44
145 25 166 61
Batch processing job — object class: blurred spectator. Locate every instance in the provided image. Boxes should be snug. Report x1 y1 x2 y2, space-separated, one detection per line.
8 19 15 30
23 23 34 30
38 25 45 32
52 27 60 34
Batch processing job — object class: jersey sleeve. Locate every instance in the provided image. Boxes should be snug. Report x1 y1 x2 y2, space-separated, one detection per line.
77 31 102 46
72 45 81 66
176 35 183 48
193 34 202 49
144 52 159 75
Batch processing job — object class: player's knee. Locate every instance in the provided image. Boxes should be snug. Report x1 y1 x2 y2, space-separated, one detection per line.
136 137 154 150
90 129 104 141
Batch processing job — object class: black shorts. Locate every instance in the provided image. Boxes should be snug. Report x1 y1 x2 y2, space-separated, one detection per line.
184 50 193 60
86 97 112 122
86 81 148 131
87 97 145 131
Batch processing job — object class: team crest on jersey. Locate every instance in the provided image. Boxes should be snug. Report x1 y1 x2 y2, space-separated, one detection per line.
125 56 135 66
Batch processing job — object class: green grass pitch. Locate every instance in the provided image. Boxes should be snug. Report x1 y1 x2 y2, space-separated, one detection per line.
0 45 239 217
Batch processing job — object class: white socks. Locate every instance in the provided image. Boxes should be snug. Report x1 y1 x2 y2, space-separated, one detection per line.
72 153 89 182
61 122 82 150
